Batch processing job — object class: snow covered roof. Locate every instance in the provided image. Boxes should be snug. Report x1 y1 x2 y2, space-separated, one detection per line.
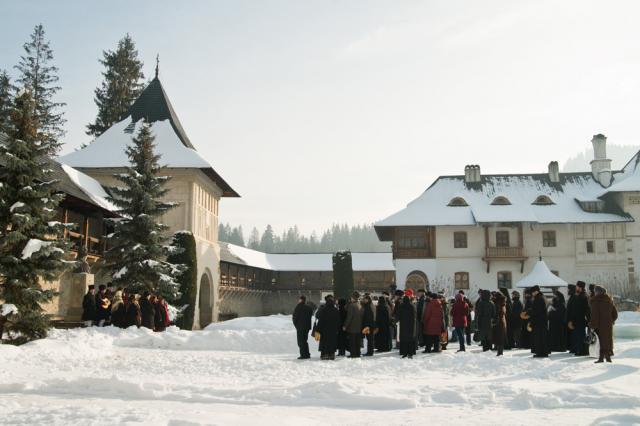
603 150 640 193
59 77 239 197
375 173 631 239
59 164 118 213
220 242 394 272
0 133 118 215
515 259 568 288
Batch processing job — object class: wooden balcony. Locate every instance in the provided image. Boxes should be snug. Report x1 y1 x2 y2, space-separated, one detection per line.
482 246 527 273
393 247 434 259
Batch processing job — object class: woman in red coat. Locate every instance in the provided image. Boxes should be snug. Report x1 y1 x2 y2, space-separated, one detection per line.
450 293 469 352
423 294 444 353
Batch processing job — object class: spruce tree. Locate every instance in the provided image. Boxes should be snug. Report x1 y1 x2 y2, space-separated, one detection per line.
15 24 65 152
0 89 70 344
0 70 11 134
86 34 144 138
167 231 197 330
248 227 260 250
104 120 182 300
260 225 275 252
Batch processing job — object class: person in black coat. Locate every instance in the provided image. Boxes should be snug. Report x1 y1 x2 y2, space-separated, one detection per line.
415 289 427 348
317 296 340 360
520 289 533 349
566 284 576 353
124 295 141 328
548 290 567 352
398 296 417 358
292 295 313 359
361 295 376 356
510 291 523 348
567 281 591 356
82 285 97 327
375 295 392 352
475 290 495 352
499 288 513 350
139 291 156 330
95 284 111 327
337 298 348 356
529 286 549 358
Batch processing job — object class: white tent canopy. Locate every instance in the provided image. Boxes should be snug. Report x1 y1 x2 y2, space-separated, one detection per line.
516 259 567 288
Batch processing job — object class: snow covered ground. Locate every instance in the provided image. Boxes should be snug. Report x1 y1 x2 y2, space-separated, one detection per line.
1 314 640 426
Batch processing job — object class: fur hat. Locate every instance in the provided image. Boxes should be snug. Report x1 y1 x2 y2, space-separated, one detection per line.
576 281 586 289
530 285 541 293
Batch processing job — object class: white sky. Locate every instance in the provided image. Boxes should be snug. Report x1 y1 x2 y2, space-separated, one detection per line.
3 1 640 235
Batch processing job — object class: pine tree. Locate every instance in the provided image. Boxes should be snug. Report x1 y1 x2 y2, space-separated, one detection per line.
167 231 197 330
260 225 275 252
0 70 12 134
248 227 260 250
15 24 65 153
86 34 144 138
104 120 182 300
229 225 244 246
0 89 70 344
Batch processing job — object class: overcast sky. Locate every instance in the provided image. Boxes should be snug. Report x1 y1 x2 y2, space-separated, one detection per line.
3 1 640 235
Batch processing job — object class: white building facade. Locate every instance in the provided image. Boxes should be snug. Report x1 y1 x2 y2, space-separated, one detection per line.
375 134 639 297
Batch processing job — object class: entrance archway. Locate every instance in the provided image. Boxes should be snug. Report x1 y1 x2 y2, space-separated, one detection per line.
405 270 428 292
198 272 213 328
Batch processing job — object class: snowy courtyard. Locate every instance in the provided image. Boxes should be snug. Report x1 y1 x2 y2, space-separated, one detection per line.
0 313 639 426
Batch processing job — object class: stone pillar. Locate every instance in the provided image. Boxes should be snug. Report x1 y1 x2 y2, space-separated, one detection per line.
65 273 94 321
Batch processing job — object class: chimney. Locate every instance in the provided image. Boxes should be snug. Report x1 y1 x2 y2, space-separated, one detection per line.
590 134 612 187
548 161 560 183
464 165 481 183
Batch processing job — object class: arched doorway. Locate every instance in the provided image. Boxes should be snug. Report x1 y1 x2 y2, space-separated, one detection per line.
405 270 428 292
199 272 213 328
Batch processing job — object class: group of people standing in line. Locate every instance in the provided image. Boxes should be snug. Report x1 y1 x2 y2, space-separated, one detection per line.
292 280 619 364
81 284 171 332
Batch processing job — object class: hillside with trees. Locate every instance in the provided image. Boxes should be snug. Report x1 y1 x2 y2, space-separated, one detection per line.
218 223 391 253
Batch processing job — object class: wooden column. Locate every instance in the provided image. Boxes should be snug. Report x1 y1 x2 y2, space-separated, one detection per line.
83 216 90 249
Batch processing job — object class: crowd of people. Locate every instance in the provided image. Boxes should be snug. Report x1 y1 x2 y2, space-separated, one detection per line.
292 280 619 363
81 284 171 331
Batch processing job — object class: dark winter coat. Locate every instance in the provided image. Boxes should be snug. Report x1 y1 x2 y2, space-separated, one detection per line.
362 303 376 330
398 299 416 342
337 302 348 352
548 293 567 352
530 293 549 356
375 299 392 351
416 296 426 324
292 302 313 332
154 302 167 331
590 293 618 355
567 292 591 328
111 303 126 328
317 302 341 354
95 292 111 322
511 299 524 330
451 294 469 328
344 302 363 334
124 301 141 328
475 292 496 341
140 298 156 330
492 293 507 347
81 293 96 321
423 299 444 336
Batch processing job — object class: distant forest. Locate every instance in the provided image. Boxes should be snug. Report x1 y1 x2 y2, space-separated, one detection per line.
218 223 391 253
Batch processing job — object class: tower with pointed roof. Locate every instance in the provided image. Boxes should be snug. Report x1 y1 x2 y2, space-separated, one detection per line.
60 73 239 328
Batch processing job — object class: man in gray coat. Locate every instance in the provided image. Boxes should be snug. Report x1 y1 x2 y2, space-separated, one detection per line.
343 292 363 358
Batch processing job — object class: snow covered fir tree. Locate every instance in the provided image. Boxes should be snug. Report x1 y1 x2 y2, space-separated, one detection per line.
103 120 182 300
0 89 69 344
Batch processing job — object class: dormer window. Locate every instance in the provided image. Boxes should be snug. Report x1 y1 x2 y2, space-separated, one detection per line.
491 196 511 205
533 195 554 205
448 197 469 207
578 200 605 213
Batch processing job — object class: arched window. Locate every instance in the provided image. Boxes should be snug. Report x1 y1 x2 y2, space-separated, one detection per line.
533 195 554 205
448 197 469 207
491 196 511 205
405 270 428 291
